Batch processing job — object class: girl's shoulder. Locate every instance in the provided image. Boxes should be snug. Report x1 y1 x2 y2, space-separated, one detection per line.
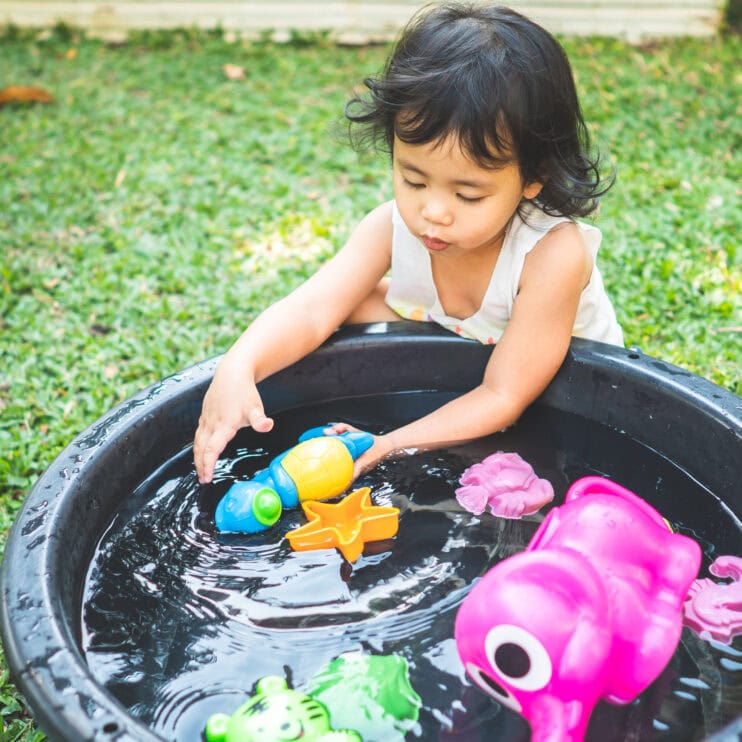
511 201 571 235
355 200 395 238
519 213 594 291
369 199 395 221
510 202 601 258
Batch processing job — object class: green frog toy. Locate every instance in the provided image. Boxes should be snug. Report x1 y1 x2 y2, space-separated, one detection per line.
204 675 361 742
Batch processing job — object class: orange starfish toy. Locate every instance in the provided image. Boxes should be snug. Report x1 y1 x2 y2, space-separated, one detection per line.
285 487 399 562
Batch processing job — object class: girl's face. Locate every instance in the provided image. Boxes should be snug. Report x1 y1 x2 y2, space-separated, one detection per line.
392 134 542 257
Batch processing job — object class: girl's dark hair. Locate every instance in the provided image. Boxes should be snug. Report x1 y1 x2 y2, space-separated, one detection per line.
345 3 612 217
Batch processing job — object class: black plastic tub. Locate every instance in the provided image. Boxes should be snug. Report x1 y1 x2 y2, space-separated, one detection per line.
1 322 741 741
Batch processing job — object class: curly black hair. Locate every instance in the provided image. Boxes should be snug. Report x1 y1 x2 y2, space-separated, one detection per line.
345 3 612 217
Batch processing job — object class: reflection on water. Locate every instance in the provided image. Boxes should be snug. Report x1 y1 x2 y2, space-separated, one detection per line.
82 402 742 741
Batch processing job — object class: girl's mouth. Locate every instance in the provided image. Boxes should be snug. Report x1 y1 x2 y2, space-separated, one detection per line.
421 235 449 251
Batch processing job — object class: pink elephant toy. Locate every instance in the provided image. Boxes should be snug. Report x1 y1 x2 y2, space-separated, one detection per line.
454 476 701 742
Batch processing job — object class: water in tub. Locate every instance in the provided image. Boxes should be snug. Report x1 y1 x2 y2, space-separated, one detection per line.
81 400 742 741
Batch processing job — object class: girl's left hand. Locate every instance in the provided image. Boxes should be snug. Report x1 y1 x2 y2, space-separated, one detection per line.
323 423 396 480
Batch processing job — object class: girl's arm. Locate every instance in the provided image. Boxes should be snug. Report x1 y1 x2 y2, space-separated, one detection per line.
355 222 592 472
194 201 394 483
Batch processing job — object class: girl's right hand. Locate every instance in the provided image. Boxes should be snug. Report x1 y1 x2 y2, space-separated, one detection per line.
192 202 394 485
193 361 274 484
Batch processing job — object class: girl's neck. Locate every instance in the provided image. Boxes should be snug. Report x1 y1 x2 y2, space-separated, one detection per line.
430 224 509 320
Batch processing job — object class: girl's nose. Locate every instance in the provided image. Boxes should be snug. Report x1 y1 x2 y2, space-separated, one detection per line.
421 196 453 226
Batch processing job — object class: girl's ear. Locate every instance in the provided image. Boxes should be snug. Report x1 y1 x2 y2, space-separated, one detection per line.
523 181 544 200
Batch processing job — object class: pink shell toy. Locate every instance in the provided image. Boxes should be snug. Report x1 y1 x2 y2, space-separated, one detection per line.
455 451 554 519
683 555 742 644
454 476 701 742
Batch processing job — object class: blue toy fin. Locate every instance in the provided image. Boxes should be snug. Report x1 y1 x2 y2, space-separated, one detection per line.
298 425 374 460
339 432 374 459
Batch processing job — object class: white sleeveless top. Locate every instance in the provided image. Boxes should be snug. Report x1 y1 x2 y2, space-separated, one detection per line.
385 201 624 346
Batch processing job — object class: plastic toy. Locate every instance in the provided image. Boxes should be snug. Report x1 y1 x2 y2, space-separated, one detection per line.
204 675 361 742
454 476 701 742
215 426 374 533
306 652 422 741
455 451 554 519
683 555 742 644
286 486 399 562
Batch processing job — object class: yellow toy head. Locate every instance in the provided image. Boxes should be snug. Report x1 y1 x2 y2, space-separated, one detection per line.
282 437 354 503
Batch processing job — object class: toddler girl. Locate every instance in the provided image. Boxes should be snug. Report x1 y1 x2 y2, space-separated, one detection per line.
194 2 623 484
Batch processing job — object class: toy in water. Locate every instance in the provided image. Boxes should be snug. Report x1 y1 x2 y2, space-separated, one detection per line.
306 652 422 741
204 675 361 742
455 451 554 519
454 476 701 742
286 486 399 562
215 426 374 533
683 555 742 644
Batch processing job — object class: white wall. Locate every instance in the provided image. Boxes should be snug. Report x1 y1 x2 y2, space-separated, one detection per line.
0 1 726 43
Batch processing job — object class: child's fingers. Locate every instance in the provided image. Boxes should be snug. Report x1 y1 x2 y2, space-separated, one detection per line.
194 405 272 484
197 426 237 484
324 422 358 435
193 423 209 481
351 446 377 479
246 405 274 433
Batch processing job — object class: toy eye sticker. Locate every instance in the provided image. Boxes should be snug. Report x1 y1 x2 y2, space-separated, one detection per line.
465 662 523 712
484 624 552 692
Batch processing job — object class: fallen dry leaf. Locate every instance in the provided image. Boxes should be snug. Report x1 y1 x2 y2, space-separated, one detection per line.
0 85 54 105
90 323 113 336
223 63 246 81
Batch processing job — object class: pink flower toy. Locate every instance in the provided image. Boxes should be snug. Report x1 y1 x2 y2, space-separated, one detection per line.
454 476 701 742
455 451 554 518
683 555 742 644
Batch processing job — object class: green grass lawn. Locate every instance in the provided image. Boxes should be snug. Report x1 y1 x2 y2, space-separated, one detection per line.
1 25 740 740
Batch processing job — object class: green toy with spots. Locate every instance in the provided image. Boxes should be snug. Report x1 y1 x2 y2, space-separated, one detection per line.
204 675 362 742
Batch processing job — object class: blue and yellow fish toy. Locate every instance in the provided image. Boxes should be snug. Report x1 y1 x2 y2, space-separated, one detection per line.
215 426 374 534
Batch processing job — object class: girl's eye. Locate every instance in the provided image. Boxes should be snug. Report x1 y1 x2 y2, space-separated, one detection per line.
403 178 425 189
457 193 485 203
